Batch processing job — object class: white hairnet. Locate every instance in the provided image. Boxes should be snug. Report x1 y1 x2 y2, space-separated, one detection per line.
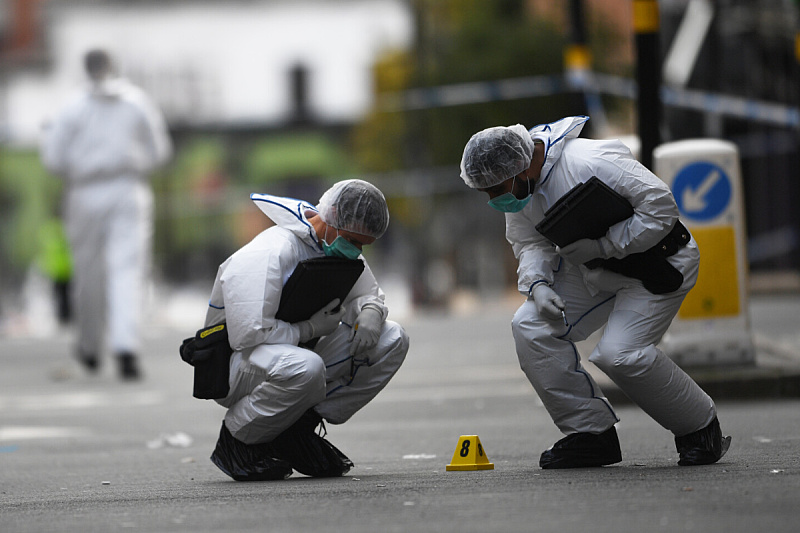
317 179 390 238
459 124 535 189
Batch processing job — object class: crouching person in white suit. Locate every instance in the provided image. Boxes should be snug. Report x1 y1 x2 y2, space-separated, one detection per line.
201 180 409 481
459 116 731 469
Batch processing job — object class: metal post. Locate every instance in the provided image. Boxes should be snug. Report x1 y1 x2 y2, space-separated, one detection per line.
633 0 662 169
566 0 590 118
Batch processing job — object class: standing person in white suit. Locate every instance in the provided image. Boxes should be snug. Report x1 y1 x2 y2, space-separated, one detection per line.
459 115 730 468
41 49 172 380
195 179 409 481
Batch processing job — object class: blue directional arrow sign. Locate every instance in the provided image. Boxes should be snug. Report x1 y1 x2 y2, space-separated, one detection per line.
672 161 732 222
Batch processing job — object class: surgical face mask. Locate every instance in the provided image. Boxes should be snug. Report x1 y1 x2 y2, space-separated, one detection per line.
322 227 362 260
487 175 531 213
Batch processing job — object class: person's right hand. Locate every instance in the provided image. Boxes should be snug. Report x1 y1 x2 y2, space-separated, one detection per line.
298 299 345 342
531 284 565 320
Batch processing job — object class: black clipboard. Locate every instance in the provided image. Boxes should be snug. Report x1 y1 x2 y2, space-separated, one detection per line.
275 257 365 324
535 176 634 247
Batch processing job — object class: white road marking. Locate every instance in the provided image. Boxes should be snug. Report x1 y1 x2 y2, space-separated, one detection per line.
0 426 89 441
0 390 165 412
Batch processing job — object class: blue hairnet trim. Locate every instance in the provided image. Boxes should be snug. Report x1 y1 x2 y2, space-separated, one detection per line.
250 194 316 225
250 194 322 250
530 115 589 187
208 302 224 310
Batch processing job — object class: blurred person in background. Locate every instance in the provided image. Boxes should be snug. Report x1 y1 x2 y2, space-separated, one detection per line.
459 116 730 469
35 217 74 325
41 49 172 380
184 179 409 481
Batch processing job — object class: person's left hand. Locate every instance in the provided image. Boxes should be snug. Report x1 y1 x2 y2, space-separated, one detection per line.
556 238 604 265
348 306 383 356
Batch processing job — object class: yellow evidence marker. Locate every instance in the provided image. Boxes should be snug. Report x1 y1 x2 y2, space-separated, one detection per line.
446 435 494 471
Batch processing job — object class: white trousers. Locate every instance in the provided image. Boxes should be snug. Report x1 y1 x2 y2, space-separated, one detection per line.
512 242 716 438
65 178 153 356
217 320 409 445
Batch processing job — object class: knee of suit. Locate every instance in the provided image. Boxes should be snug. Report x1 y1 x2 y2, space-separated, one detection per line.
282 351 326 397
511 305 553 350
511 304 530 339
589 339 660 375
383 320 410 358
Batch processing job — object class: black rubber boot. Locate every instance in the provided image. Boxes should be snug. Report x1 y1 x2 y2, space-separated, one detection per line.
265 409 354 478
210 422 293 481
539 426 623 469
675 416 731 466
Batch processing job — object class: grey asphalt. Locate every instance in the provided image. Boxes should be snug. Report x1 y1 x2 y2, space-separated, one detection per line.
2 291 800 532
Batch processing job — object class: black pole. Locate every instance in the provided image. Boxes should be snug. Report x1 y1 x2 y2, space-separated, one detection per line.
633 0 662 169
566 0 590 118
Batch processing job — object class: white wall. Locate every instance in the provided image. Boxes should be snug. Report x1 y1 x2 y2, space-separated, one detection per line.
3 0 412 146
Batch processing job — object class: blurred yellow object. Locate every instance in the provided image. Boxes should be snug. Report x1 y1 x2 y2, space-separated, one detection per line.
36 219 72 282
633 0 660 34
679 226 740 319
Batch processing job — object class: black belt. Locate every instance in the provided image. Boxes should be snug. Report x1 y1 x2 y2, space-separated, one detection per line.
651 221 691 258
586 221 691 294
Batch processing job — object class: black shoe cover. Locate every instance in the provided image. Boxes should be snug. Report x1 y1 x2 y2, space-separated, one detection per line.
539 426 623 469
210 422 292 481
675 416 732 466
118 352 142 381
265 410 354 478
76 351 99 373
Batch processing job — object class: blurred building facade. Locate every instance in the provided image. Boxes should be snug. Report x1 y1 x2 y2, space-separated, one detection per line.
1 0 798 320
0 0 413 145
0 0 417 310
659 0 800 276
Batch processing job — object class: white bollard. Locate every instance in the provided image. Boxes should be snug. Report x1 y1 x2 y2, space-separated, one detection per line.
654 139 755 366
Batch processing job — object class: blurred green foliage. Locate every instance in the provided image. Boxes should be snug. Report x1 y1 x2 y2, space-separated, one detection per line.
243 132 354 184
0 148 64 285
152 136 229 257
0 1 629 291
352 0 627 172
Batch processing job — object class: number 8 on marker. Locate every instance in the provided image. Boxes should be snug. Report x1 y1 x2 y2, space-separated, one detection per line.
460 439 471 457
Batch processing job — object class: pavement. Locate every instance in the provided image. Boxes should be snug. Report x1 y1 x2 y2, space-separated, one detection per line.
442 285 800 405
593 290 800 404
2 286 800 532
5 278 800 405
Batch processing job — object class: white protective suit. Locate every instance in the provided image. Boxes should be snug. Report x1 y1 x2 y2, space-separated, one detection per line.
205 194 409 445
508 116 716 437
42 78 172 357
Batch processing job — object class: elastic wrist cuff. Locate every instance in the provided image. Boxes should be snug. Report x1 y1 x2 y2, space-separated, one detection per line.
361 303 383 315
597 237 614 259
528 280 547 296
